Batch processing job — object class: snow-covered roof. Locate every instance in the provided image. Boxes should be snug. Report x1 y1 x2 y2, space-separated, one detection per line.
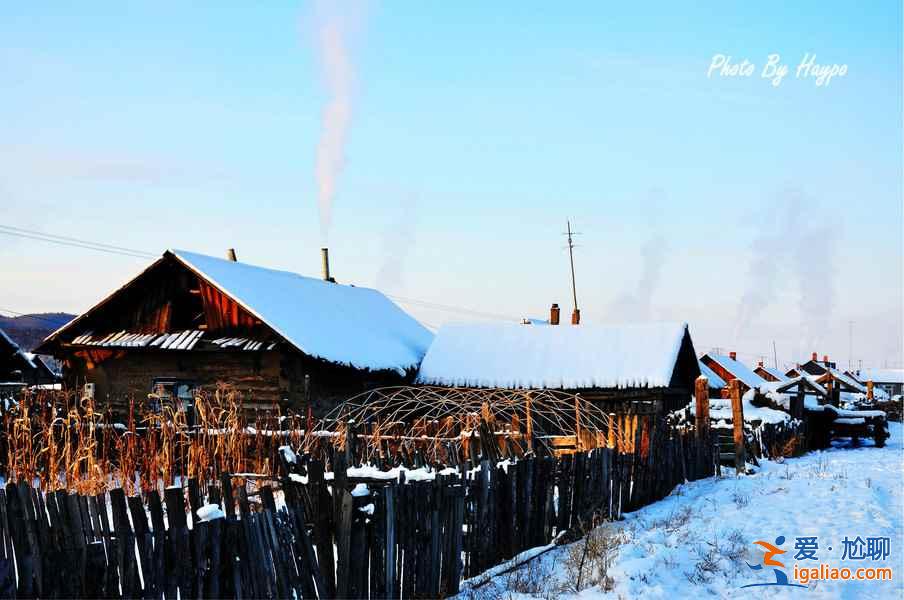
702 354 766 389
416 321 692 389
42 250 433 373
826 368 867 393
0 328 36 369
756 365 787 382
698 360 726 389
760 376 826 396
168 250 433 373
857 368 904 385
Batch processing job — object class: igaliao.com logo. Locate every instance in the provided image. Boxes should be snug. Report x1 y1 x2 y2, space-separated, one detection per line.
741 535 894 590
742 536 807 589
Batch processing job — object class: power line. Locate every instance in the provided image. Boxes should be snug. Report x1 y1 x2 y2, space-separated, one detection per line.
1 224 524 323
385 295 519 321
0 225 154 259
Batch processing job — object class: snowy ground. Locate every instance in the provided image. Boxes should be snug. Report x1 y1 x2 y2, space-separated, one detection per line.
461 422 903 600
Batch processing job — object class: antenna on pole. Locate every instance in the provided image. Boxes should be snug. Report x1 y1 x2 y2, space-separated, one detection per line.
564 220 581 324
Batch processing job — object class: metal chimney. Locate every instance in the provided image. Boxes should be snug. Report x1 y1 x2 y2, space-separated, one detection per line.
550 303 560 325
226 248 237 262
321 247 332 282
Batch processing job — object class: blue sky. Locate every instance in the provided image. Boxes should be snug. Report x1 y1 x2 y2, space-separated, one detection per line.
1 1 901 368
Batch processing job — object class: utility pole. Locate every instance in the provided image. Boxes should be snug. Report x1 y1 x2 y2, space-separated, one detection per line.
848 320 854 370
564 220 581 324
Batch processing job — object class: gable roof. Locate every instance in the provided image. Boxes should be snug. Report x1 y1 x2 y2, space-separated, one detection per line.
809 368 868 393
42 249 433 373
1 328 36 370
856 368 904 385
756 365 788 382
416 321 694 390
762 376 826 396
698 360 726 389
701 354 766 389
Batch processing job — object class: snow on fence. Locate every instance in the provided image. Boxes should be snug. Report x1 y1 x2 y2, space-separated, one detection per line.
0 416 716 599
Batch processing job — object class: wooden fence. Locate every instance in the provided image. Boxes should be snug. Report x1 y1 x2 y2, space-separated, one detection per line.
0 417 716 599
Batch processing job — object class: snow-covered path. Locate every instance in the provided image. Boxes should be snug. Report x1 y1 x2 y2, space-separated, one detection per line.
465 423 903 599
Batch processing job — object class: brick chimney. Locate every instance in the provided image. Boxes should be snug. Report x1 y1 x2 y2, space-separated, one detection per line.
571 308 580 325
812 352 818 361
823 355 829 364
549 303 560 325
729 351 737 361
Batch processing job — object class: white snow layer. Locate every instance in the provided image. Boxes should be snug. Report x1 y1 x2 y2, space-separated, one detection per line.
856 368 904 384
759 365 788 381
708 390 790 426
196 503 225 522
469 422 903 599
416 322 690 389
170 249 433 372
702 354 766 388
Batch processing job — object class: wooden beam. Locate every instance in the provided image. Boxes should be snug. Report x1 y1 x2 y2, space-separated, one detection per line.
694 375 709 441
729 379 746 474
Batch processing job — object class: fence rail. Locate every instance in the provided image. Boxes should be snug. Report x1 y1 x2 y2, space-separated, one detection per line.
0 415 716 599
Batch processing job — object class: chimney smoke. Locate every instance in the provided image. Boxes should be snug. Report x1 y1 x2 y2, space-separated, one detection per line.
571 308 580 325
226 248 237 262
550 303 560 325
729 351 737 361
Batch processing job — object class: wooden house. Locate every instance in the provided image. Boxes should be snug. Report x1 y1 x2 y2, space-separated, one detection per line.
855 368 904 399
415 320 702 415
1 328 59 387
36 249 433 417
698 360 726 398
698 352 766 396
799 352 836 376
753 361 787 383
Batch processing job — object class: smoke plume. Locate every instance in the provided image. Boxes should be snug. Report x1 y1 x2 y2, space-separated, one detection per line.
609 234 668 321
733 188 840 351
608 189 669 321
311 1 365 242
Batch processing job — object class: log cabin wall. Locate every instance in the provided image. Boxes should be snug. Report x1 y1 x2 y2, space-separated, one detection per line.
63 347 415 419
65 350 282 417
279 352 412 418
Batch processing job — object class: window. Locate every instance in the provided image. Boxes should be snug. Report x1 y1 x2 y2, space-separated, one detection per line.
149 378 197 427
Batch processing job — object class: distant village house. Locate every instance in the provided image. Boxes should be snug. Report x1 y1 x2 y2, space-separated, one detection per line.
415 314 701 415
37 249 433 418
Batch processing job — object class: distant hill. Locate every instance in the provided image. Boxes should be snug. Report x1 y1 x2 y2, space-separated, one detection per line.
0 312 76 351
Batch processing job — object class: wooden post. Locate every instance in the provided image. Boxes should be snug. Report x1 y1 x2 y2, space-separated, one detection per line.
729 380 746 474
791 386 804 420
574 394 582 451
607 413 616 449
695 376 709 441
525 392 533 453
867 380 874 402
